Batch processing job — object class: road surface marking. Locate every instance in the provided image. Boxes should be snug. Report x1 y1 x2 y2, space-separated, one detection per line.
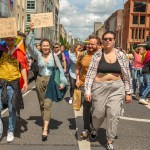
74 106 91 150
145 104 150 110
1 85 35 115
120 116 150 122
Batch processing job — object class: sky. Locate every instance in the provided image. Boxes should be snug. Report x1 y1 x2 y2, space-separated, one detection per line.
59 0 127 41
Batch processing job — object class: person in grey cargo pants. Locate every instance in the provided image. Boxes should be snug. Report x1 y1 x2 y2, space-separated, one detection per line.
84 31 132 150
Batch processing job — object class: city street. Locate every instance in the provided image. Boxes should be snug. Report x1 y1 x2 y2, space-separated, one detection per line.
0 0 150 150
0 79 150 150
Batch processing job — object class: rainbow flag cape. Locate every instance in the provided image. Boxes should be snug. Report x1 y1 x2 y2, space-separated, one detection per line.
0 37 28 89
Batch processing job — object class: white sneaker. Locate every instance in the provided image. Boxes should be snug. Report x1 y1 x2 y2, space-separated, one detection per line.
69 98 73 104
7 132 14 143
139 98 149 105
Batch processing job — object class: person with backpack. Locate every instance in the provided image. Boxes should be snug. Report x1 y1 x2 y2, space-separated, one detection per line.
54 43 67 73
76 36 101 139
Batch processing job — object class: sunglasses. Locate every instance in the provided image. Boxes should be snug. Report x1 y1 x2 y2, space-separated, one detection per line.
103 38 114 41
54 47 59 48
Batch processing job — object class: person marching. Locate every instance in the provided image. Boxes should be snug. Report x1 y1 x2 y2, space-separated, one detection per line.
130 44 145 98
53 43 67 73
0 37 28 142
26 23 67 141
76 36 101 139
85 31 132 150
68 43 81 104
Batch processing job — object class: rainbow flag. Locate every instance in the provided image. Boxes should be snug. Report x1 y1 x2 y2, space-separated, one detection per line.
12 37 28 89
0 37 28 89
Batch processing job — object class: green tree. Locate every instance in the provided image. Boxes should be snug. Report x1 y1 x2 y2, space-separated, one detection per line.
59 34 64 45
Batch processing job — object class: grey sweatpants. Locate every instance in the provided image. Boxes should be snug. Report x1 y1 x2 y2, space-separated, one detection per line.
91 80 125 141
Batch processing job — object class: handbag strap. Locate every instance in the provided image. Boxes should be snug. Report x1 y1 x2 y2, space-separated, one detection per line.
52 52 57 68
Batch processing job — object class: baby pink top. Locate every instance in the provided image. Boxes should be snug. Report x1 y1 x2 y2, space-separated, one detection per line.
133 52 143 68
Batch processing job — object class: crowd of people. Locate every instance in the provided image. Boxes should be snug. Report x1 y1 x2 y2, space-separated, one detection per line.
0 22 150 150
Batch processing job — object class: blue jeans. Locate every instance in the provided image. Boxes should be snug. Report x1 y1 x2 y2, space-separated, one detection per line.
141 74 150 99
0 86 16 133
132 68 144 96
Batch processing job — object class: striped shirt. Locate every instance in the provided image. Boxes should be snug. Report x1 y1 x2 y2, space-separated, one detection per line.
85 48 133 95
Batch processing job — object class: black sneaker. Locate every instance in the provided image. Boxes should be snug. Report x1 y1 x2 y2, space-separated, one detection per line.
90 129 97 140
107 143 114 150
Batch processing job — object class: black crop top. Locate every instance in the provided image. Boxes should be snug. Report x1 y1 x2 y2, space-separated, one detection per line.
97 50 121 74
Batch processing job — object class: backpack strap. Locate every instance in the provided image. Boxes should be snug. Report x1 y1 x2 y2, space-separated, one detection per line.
79 50 87 61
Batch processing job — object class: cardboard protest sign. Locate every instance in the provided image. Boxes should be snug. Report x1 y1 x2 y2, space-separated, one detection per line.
0 17 17 38
31 12 54 28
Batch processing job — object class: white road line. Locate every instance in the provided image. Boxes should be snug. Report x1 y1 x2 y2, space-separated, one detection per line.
22 85 35 97
145 104 150 110
120 116 150 122
1 85 35 115
74 106 91 150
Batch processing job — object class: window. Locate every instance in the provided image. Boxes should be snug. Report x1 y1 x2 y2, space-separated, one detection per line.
132 28 145 40
134 2 146 12
140 16 145 24
133 16 138 24
27 1 35 9
26 14 31 22
26 26 30 32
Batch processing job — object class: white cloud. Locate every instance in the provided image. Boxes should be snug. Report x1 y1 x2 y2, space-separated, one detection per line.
60 0 123 41
85 0 115 14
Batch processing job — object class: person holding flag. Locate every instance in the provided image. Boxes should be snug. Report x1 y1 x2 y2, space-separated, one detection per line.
0 36 28 143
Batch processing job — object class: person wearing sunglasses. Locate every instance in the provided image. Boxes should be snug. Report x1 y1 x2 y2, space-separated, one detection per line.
53 43 67 73
85 31 132 150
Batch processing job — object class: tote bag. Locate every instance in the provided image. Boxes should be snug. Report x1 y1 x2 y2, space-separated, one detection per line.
45 53 67 102
73 89 82 111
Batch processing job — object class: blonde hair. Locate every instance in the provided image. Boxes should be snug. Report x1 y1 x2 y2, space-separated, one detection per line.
135 46 146 54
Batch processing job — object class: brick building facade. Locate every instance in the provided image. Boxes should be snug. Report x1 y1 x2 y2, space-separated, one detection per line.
104 9 123 48
122 0 150 49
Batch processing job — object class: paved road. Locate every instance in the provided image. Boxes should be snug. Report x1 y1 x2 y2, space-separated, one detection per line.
1 80 150 150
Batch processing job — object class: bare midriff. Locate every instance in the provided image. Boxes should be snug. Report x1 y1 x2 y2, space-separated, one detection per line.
95 73 121 82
